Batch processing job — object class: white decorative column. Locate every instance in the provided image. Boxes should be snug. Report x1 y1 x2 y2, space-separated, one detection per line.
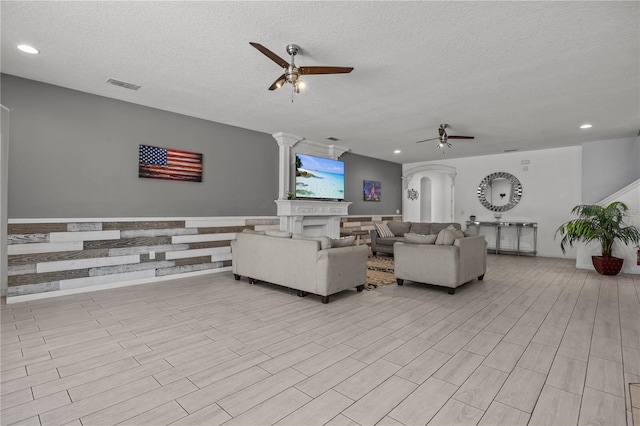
272 132 304 200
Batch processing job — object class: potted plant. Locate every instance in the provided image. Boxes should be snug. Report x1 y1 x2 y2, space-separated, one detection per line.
287 191 295 200
555 201 640 275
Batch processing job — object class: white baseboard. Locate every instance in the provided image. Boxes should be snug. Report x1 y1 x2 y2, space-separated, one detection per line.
5 267 232 304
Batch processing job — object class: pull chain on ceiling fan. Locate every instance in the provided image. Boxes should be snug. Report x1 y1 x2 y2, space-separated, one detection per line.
416 124 475 153
250 42 354 102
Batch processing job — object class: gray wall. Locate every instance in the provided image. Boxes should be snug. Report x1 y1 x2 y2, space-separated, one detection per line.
582 137 640 204
342 152 402 215
2 74 401 218
2 74 279 217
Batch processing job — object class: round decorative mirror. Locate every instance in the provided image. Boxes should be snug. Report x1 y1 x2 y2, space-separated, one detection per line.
477 172 523 212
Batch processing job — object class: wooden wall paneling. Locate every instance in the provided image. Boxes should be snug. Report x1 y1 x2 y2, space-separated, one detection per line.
6 216 397 300
36 254 141 273
59 270 157 290
7 281 60 297
187 241 232 250
83 237 172 250
140 253 166 262
172 233 236 244
8 249 110 266
8 269 90 286
197 226 249 234
8 242 84 256
174 256 214 267
108 244 190 257
102 221 186 230
155 263 220 277
88 261 175 277
67 222 102 231
8 223 67 234
121 228 197 238
7 234 49 244
7 264 37 276
49 230 120 242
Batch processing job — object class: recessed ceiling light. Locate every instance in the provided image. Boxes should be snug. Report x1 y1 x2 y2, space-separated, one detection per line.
394 150 401 154
580 124 592 129
17 44 39 54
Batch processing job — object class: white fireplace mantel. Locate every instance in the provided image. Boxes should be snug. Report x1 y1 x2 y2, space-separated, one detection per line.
275 200 351 238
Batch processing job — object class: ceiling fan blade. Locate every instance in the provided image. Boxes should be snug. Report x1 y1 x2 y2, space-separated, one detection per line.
268 74 286 91
447 136 475 139
416 137 440 144
300 66 354 75
250 42 289 68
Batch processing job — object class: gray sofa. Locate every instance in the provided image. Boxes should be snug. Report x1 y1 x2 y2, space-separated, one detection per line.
394 235 487 294
231 232 369 303
370 221 462 255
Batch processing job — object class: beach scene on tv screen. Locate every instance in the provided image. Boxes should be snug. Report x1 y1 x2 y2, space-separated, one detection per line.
295 154 345 199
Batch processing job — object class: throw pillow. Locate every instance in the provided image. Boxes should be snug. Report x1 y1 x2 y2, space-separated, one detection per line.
404 233 437 244
452 229 465 239
435 229 456 245
242 229 265 235
292 233 332 249
264 230 292 238
430 223 462 234
375 222 395 238
387 221 411 237
463 227 478 237
331 236 356 247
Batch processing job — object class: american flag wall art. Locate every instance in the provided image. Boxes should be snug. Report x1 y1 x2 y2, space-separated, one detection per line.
138 145 203 182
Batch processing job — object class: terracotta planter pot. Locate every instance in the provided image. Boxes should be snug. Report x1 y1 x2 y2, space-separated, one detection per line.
591 256 624 275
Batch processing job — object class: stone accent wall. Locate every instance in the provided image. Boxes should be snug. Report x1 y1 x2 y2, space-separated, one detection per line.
340 215 403 246
7 217 279 299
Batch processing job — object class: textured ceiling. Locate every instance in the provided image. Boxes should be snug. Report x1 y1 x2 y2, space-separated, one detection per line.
1 1 638 164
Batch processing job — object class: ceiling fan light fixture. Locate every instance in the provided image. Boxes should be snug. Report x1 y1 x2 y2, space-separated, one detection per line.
250 42 353 96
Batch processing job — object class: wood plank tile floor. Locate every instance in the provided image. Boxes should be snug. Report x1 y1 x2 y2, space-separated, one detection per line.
2 254 639 426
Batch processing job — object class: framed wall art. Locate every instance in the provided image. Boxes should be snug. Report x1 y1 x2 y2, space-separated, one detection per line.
138 144 203 182
363 180 381 201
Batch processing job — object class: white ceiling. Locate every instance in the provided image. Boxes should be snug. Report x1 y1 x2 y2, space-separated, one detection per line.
1 1 638 164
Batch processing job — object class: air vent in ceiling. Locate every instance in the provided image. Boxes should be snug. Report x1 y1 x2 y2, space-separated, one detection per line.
504 149 519 152
326 137 340 141
106 79 141 91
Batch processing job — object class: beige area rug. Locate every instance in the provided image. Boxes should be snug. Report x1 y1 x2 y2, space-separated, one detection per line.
366 255 395 289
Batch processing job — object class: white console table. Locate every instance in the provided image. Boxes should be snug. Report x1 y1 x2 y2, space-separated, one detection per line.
466 221 538 256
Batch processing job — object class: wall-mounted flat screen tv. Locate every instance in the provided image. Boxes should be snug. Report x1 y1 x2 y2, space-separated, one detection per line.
295 153 345 200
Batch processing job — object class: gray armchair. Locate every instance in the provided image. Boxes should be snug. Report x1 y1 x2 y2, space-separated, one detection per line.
393 235 487 294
